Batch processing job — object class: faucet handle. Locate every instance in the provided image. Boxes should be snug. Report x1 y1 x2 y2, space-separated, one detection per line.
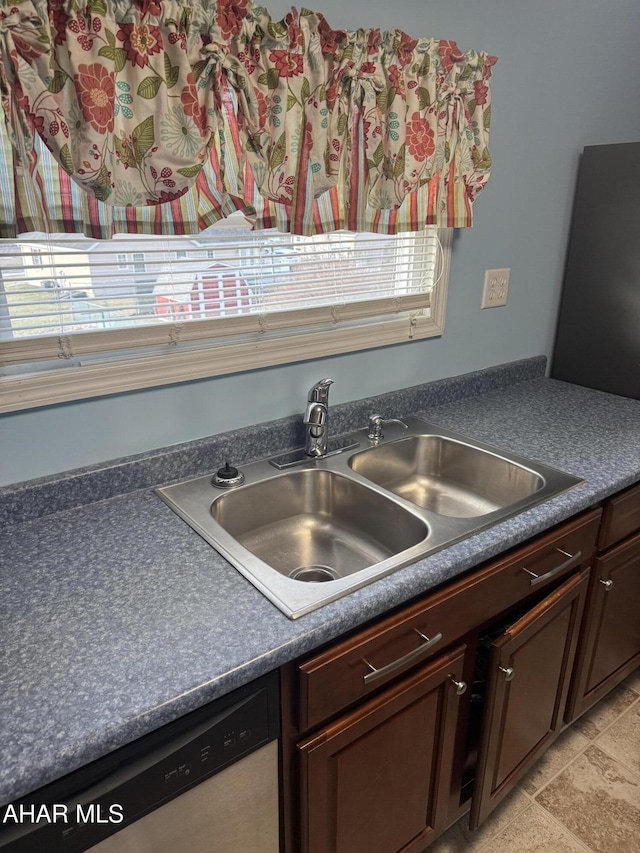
307 377 333 404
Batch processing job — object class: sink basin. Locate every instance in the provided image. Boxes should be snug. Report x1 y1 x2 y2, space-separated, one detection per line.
157 463 430 618
156 416 582 618
211 469 428 581
349 435 545 518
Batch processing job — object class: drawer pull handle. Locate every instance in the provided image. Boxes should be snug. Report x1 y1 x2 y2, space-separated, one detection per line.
498 665 515 681
362 630 443 685
449 676 467 695
522 548 582 586
599 578 614 590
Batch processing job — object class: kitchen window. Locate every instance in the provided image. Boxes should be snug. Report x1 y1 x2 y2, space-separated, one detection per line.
0 218 450 413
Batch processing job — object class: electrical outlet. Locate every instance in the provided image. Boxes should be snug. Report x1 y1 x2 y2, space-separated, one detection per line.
482 268 510 308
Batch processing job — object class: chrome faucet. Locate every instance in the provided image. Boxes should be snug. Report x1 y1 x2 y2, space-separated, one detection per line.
304 378 333 457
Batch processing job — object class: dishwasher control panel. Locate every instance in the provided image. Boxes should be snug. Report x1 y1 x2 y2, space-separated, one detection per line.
158 688 270 794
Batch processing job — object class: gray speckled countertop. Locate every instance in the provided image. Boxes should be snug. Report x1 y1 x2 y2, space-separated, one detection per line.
1 358 639 806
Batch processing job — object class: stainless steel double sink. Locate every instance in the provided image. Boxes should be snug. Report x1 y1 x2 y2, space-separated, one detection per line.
156 417 582 618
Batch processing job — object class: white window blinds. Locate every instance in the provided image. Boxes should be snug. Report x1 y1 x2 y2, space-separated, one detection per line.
0 217 450 412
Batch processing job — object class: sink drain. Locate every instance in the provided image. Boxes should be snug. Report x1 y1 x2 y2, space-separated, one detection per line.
290 565 339 583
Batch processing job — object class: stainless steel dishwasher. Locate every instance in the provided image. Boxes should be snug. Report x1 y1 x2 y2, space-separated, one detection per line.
0 671 279 853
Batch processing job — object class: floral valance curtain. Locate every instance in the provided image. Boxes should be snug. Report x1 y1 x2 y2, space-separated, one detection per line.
0 0 497 237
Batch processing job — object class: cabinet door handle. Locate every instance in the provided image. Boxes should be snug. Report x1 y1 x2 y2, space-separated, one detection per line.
362 630 443 685
449 676 467 695
498 665 515 681
599 578 614 590
522 547 582 586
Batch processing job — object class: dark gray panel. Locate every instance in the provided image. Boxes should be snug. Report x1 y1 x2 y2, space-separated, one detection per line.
551 142 640 400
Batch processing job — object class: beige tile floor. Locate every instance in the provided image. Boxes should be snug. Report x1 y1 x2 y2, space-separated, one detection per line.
432 668 640 853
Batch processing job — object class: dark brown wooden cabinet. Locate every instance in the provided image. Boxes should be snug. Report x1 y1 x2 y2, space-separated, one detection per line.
567 482 640 721
298 646 466 853
281 508 603 853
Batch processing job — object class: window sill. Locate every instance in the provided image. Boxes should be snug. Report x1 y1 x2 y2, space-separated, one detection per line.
0 300 447 413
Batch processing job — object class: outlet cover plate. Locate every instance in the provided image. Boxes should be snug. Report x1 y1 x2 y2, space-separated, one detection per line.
482 268 510 308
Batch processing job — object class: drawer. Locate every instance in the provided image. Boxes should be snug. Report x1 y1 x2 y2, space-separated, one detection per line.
598 481 640 550
297 508 602 731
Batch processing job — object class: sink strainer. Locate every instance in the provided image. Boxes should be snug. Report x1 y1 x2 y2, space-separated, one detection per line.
290 565 339 583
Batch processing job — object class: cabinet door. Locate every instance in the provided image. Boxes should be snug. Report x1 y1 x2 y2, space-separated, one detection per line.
567 531 640 720
298 645 466 853
469 569 589 830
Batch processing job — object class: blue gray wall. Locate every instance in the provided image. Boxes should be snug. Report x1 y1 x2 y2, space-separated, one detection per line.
2 0 640 486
